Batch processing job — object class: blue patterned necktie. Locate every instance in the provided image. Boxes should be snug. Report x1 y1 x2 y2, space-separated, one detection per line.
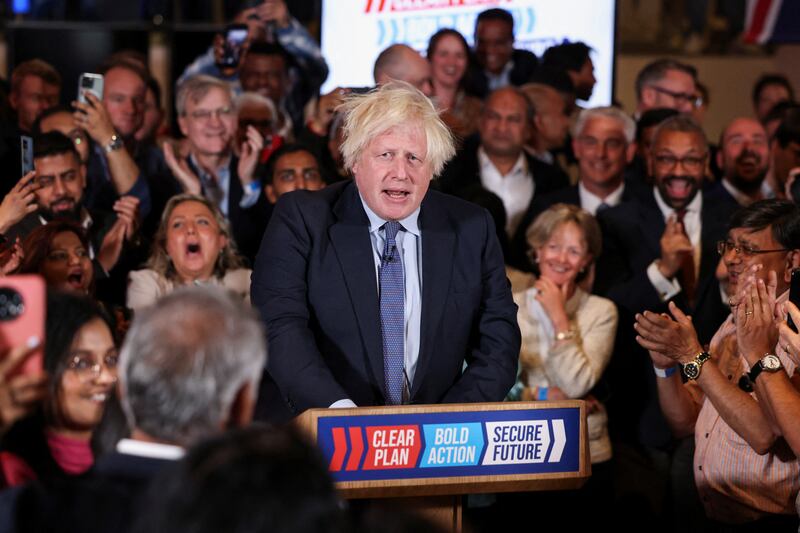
380 221 405 405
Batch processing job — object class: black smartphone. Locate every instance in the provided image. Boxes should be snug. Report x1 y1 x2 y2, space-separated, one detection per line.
219 24 249 68
20 136 33 177
788 268 800 332
77 73 104 105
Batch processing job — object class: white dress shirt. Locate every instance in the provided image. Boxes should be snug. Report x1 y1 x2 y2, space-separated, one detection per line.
478 148 534 237
329 196 423 409
578 181 626 216
646 188 703 301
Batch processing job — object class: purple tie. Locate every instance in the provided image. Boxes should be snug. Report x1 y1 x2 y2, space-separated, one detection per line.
380 221 405 405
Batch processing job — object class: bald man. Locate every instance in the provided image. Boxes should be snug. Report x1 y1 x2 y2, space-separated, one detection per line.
707 118 772 206
373 44 433 97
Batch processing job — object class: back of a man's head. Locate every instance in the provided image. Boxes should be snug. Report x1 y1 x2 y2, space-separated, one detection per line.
119 287 266 447
133 426 346 533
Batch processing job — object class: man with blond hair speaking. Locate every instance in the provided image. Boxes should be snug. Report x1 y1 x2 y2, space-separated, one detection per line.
252 82 520 421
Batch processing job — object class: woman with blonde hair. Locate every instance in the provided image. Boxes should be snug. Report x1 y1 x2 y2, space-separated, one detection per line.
127 194 250 310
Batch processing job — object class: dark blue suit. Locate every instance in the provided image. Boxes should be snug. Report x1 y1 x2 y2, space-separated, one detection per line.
251 180 520 419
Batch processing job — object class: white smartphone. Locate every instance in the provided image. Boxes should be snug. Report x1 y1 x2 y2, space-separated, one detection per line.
77 73 104 105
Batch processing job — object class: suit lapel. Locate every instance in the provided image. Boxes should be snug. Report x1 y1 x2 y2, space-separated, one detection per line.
412 193 455 398
696 198 724 307
639 193 665 257
329 185 385 397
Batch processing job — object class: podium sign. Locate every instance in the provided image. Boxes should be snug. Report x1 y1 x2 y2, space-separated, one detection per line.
296 401 589 499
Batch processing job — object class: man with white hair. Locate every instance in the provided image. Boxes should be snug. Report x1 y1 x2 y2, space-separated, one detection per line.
252 81 520 422
0 286 267 532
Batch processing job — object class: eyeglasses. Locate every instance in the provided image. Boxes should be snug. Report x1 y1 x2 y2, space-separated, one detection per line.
654 154 706 171
68 353 118 382
716 240 789 257
188 107 234 122
650 85 703 108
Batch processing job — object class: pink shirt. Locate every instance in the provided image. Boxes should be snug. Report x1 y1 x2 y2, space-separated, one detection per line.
694 326 799 523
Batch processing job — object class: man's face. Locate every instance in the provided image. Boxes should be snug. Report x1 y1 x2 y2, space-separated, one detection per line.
103 67 146 138
239 53 287 104
649 130 707 210
573 58 596 102
135 86 163 143
265 150 324 203
771 139 800 188
573 115 634 190
479 89 529 159
33 152 86 219
722 226 792 295
475 19 514 75
351 122 431 221
236 101 274 151
533 91 570 151
10 75 59 132
178 87 236 157
755 83 792 121
39 111 90 164
641 69 697 113
717 118 769 194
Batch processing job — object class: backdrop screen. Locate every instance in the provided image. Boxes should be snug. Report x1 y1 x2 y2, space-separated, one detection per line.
321 0 616 106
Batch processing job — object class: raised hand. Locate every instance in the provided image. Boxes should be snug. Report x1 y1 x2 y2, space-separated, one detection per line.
163 141 201 194
635 301 704 364
658 215 694 278
0 171 38 234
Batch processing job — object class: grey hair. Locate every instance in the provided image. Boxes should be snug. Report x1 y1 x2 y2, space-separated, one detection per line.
234 91 278 118
572 106 636 143
176 74 233 116
119 287 267 447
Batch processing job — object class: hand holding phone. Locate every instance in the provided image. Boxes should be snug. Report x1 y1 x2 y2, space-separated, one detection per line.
217 24 249 68
77 73 104 106
0 276 45 379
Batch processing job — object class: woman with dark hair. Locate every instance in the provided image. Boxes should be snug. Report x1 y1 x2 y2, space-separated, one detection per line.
426 28 483 139
17 221 94 295
127 194 250 310
0 291 117 487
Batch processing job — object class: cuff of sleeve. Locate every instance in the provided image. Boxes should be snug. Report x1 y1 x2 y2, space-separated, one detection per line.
653 365 679 378
239 183 262 209
647 261 681 301
329 399 357 409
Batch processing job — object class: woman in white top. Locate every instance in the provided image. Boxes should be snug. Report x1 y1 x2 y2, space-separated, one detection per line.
127 194 251 310
509 203 617 464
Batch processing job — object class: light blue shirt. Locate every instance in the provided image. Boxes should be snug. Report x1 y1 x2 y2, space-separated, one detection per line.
330 197 423 409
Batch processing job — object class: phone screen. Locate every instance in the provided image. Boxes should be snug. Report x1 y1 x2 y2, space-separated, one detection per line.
20 136 33 177
788 268 800 333
220 25 249 67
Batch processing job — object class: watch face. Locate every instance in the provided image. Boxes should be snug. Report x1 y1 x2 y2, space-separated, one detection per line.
684 362 700 380
763 354 782 371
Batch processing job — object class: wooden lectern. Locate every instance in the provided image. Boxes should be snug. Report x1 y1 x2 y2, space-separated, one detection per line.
295 401 590 532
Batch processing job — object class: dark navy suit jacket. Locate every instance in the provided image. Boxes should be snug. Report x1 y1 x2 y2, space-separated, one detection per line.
251 180 520 419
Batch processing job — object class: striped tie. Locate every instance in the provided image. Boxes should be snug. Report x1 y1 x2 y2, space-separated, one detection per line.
380 221 405 405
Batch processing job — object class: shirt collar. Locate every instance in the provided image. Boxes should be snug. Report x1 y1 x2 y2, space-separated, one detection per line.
578 180 625 210
653 185 703 218
189 152 232 180
116 438 185 460
477 147 528 178
358 192 421 237
721 178 771 206
38 208 93 229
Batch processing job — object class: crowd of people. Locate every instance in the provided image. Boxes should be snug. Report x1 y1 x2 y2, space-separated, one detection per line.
0 1 798 531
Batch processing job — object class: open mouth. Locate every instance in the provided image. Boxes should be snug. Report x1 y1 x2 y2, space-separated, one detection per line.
383 189 410 200
66 269 85 289
186 242 202 257
664 177 694 199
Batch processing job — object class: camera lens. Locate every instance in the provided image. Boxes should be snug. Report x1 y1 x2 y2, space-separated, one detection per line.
0 288 24 322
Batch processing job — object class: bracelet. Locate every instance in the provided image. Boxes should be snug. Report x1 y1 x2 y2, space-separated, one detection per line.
537 387 548 401
555 329 576 341
245 181 261 195
653 365 678 378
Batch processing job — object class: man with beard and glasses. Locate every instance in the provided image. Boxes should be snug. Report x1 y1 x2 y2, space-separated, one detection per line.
1 132 143 305
593 115 739 526
707 118 772 205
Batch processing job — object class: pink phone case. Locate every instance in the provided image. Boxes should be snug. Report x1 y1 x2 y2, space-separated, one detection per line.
0 275 45 377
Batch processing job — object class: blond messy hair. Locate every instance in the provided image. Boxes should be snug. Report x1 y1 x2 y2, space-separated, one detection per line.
339 81 455 178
